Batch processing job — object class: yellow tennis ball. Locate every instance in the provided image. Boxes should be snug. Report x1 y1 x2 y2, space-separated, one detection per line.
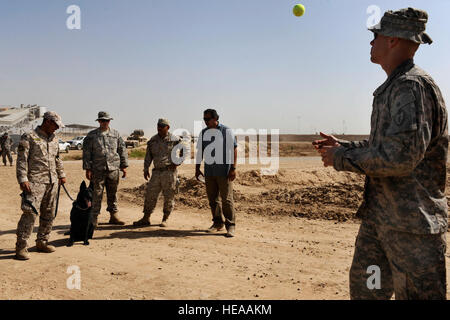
293 4 305 17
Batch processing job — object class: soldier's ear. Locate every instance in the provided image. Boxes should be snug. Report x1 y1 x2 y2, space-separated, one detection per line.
80 181 87 191
388 37 401 49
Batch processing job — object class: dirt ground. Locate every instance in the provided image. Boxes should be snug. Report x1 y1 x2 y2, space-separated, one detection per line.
0 156 449 300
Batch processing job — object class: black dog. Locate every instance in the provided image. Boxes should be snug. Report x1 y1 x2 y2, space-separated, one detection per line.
66 181 95 247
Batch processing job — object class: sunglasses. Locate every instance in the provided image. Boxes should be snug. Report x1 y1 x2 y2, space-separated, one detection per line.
157 124 168 128
99 119 110 123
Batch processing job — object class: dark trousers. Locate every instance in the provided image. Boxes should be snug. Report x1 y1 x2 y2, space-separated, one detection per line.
205 176 235 227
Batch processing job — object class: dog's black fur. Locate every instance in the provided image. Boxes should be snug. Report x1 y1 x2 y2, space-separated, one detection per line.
66 181 95 247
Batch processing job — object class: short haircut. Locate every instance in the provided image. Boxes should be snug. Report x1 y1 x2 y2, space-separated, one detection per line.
203 108 219 120
42 118 57 127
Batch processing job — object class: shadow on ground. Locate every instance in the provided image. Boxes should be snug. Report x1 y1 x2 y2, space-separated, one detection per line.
94 228 226 240
0 225 71 237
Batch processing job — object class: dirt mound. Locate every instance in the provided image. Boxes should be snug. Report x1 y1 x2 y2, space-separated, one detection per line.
234 183 364 222
177 177 210 209
120 176 216 210
120 170 365 222
236 169 285 186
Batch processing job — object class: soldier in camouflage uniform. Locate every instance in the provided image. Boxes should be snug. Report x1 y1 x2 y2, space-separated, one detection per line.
15 112 66 260
0 132 13 166
82 112 128 226
133 119 183 227
314 8 447 299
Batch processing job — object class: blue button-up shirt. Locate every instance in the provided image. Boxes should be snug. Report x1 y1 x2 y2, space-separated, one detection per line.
197 123 237 177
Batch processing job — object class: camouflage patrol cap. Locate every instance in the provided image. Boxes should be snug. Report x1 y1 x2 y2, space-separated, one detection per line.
43 111 64 128
96 111 113 121
369 7 433 44
158 118 170 126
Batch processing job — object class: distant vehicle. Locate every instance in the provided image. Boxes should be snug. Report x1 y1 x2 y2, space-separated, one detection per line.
125 129 147 148
67 136 86 150
59 140 71 153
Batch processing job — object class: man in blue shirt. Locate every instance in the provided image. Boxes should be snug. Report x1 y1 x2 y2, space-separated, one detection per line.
196 109 237 237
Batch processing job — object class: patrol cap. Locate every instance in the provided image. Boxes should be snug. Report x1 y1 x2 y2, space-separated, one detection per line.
369 7 433 44
158 118 170 127
43 111 65 128
96 111 113 121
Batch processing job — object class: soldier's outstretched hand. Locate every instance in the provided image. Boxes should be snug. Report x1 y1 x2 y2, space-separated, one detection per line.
318 146 338 167
312 132 340 150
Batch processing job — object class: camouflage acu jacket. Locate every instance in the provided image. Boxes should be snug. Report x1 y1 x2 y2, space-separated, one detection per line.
334 59 448 234
144 132 182 171
0 135 12 150
16 126 66 184
82 128 128 172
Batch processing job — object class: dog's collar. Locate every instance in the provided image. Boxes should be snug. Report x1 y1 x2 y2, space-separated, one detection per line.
73 202 91 211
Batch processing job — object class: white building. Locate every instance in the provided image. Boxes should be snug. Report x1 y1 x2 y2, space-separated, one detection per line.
0 104 46 134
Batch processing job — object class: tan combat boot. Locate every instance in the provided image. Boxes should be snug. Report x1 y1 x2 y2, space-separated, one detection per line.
133 213 151 227
109 212 125 225
15 246 30 260
160 213 170 228
36 240 56 253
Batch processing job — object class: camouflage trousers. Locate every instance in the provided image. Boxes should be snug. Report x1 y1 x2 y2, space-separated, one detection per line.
143 169 177 216
16 182 58 249
1 148 12 165
91 169 120 216
350 220 447 300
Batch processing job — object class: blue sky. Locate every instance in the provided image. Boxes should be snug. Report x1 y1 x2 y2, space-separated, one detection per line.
0 0 449 135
